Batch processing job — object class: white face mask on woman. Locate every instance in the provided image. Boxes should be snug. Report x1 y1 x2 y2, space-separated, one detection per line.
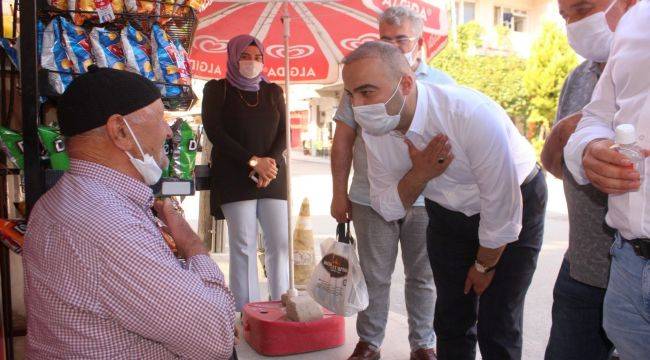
566 0 618 62
352 77 405 136
239 60 264 79
123 119 163 186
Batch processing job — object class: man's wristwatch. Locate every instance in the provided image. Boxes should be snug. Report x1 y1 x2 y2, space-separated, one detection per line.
248 157 258 168
474 260 497 274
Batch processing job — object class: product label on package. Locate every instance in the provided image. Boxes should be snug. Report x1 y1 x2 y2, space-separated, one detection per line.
94 0 116 23
321 254 349 278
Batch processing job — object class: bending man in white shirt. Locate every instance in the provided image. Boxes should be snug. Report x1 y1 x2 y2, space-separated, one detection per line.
342 41 546 360
564 1 650 358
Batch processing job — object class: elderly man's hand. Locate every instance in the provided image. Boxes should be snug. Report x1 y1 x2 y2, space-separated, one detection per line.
154 198 207 259
406 134 453 183
583 139 644 194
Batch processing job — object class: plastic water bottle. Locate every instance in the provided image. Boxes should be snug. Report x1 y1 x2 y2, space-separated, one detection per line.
614 124 645 180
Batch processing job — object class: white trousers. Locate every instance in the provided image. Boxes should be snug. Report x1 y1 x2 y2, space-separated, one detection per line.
221 199 290 310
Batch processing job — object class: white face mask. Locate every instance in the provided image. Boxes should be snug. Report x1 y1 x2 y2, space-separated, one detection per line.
566 0 617 62
353 78 406 136
239 60 263 79
403 42 419 67
123 119 163 186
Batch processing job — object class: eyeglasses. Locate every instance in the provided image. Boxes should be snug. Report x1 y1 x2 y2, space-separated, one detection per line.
380 36 418 48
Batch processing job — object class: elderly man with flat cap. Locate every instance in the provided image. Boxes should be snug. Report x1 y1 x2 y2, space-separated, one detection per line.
23 67 236 359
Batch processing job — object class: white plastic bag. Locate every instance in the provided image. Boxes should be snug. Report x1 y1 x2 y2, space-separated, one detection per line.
307 223 369 317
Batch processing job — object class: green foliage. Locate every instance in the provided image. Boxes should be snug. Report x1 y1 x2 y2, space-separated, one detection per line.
432 22 529 126
523 22 578 142
456 21 484 52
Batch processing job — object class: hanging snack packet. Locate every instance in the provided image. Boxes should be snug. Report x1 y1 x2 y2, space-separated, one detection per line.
0 38 19 69
172 0 191 25
38 126 70 171
37 20 44 60
151 24 181 96
121 23 155 81
0 219 27 254
174 40 191 85
70 0 125 25
124 0 156 14
187 0 206 11
41 18 75 94
162 138 173 177
171 120 197 180
47 0 68 10
155 0 176 25
59 17 94 74
0 127 24 169
90 27 125 70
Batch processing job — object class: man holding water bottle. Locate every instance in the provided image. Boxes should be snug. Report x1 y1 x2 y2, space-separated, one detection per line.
563 1 650 357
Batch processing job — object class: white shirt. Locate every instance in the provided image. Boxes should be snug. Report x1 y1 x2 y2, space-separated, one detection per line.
564 1 650 240
364 81 536 249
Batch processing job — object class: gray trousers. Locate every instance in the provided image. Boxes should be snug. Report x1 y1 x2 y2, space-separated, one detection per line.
221 199 290 311
352 203 436 350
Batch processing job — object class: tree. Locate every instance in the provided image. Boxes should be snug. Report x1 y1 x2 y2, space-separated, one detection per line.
523 22 578 154
432 22 529 128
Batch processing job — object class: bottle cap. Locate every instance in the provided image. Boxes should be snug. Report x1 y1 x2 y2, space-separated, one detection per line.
615 124 637 145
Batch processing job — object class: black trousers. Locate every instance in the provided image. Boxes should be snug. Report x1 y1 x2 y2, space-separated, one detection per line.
425 171 547 360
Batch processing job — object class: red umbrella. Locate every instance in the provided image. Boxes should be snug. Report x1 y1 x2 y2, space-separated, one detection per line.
190 0 448 295
189 0 449 83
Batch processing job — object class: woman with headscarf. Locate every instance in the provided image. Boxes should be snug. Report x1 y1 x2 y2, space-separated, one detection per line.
202 34 289 311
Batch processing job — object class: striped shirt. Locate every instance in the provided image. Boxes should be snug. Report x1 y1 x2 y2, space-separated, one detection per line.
24 160 235 359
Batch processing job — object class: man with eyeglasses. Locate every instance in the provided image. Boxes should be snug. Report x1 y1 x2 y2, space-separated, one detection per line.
330 6 453 360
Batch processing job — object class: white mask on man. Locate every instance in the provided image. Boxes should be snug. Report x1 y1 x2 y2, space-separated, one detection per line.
239 60 264 79
123 119 163 186
352 77 406 136
403 42 419 67
566 0 618 62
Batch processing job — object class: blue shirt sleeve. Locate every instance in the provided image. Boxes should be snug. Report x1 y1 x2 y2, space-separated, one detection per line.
333 92 357 129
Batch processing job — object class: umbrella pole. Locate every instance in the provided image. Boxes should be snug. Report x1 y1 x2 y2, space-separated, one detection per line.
282 1 298 297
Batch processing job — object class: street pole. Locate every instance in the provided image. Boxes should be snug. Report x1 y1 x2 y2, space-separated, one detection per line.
281 1 297 296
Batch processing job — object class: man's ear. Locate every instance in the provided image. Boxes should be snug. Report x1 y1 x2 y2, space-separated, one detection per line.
401 74 416 96
417 37 424 50
106 114 132 152
623 0 637 11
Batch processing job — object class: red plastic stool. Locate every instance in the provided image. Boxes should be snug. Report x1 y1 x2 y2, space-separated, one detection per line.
242 301 345 356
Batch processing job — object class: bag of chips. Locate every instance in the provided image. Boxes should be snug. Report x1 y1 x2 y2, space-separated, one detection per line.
47 0 67 10
90 27 126 70
162 138 173 177
121 23 155 81
151 24 181 96
0 219 27 254
59 17 94 74
174 40 191 85
38 126 70 171
155 0 176 25
37 20 45 60
0 127 24 169
170 119 197 180
124 0 156 14
0 38 19 69
70 0 125 25
172 0 191 25
41 18 75 94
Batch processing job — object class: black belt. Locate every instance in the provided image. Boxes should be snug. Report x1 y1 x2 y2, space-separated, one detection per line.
521 163 541 187
622 237 650 260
